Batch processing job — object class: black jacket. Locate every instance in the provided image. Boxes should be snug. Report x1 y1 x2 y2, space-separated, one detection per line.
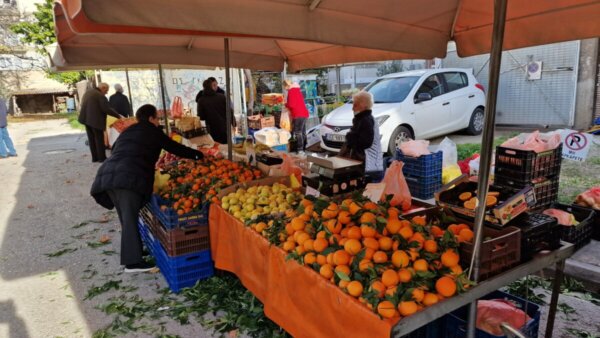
78 88 121 130
109 92 133 117
341 109 375 161
90 120 204 209
196 89 235 144
195 87 225 102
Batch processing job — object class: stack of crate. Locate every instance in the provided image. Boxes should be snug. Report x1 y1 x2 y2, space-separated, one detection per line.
395 150 442 200
138 206 213 292
493 144 562 209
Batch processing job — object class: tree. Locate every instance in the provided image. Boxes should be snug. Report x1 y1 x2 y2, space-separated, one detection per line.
10 0 91 86
376 60 404 77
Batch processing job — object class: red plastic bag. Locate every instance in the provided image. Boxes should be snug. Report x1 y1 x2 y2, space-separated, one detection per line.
476 299 531 336
458 154 479 174
171 96 183 119
381 161 411 210
281 153 302 181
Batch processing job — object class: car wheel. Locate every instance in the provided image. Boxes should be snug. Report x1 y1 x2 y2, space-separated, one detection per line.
389 125 413 154
467 108 484 135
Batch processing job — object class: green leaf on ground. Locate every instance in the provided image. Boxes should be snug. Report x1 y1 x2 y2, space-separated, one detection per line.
45 248 77 257
85 280 122 300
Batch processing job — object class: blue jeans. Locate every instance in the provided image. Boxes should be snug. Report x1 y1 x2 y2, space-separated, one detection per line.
0 127 16 157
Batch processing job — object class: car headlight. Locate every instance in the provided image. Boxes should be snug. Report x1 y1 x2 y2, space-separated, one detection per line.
375 115 390 126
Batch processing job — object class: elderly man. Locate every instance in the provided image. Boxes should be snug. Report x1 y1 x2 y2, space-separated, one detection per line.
79 83 123 163
109 84 133 117
339 91 384 182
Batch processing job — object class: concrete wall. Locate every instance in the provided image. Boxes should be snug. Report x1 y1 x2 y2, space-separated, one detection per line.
574 38 599 129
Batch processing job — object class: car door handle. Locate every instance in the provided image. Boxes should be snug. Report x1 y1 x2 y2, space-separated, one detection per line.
468 94 475 98
442 102 450 106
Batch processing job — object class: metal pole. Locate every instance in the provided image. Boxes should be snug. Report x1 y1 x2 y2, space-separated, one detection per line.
125 68 133 112
224 38 233 160
545 260 565 338
158 64 170 134
466 0 508 337
335 65 341 102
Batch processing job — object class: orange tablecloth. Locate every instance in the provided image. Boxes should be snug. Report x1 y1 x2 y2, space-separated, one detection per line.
209 204 395 338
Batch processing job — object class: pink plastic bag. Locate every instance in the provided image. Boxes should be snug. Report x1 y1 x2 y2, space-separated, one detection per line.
281 153 302 181
399 140 430 157
476 299 531 336
543 209 577 226
575 186 600 209
170 96 183 119
501 131 562 153
381 161 412 211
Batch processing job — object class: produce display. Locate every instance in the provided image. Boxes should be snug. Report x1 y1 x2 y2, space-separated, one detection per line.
110 117 137 133
221 183 303 221
238 194 472 319
156 158 263 214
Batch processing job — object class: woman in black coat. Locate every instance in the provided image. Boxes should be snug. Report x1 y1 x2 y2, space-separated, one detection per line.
196 79 235 144
91 104 204 272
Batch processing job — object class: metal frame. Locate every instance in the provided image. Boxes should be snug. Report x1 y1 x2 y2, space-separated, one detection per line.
391 242 574 337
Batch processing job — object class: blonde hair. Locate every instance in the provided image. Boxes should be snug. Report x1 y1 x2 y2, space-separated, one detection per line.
283 79 292 89
352 91 374 110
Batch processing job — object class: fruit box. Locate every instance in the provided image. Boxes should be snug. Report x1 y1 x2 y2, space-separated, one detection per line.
435 175 536 226
247 115 275 130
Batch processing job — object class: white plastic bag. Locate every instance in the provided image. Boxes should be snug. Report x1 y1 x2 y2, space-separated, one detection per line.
280 109 291 132
439 137 457 168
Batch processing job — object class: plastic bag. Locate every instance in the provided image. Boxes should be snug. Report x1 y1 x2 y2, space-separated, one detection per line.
458 153 479 174
280 109 291 132
170 96 183 119
399 140 430 157
575 186 600 209
501 131 562 152
442 164 462 185
438 137 457 168
381 161 411 210
542 209 578 226
281 153 303 181
476 299 531 336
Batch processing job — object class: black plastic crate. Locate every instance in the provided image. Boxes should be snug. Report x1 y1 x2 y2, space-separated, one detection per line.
495 143 562 182
594 210 600 241
500 177 559 210
512 212 561 261
549 203 595 250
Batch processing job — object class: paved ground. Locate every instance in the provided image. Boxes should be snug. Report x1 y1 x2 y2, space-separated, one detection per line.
0 120 598 338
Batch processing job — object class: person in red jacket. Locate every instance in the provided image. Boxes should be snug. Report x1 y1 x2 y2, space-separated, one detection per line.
284 80 309 152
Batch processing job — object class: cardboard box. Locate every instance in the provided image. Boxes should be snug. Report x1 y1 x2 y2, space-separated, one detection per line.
248 115 276 130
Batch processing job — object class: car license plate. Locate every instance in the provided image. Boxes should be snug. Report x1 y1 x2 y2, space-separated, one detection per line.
326 134 346 142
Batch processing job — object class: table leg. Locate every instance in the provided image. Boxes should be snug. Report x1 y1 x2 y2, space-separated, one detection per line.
545 259 565 338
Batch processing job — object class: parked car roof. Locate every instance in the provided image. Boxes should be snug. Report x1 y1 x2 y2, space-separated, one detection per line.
381 68 472 79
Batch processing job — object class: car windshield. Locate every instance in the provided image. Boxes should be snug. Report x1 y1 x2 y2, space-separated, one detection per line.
363 76 419 103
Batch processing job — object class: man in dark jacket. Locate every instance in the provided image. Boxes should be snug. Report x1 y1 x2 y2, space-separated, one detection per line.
109 84 133 117
79 83 123 162
91 104 204 272
194 76 225 102
197 79 236 144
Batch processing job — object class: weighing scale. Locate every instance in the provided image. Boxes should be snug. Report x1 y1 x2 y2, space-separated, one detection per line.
303 154 370 196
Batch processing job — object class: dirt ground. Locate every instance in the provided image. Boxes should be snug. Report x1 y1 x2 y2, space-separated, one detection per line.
0 119 598 338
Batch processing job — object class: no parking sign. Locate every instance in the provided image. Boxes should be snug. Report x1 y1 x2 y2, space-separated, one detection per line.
560 129 592 162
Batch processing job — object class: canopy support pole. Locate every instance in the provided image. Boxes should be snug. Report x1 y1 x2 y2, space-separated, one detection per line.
125 68 133 112
224 38 233 160
158 64 170 134
466 0 508 337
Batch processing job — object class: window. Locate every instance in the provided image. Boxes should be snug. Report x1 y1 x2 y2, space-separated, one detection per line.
415 75 445 98
363 76 419 103
442 72 468 92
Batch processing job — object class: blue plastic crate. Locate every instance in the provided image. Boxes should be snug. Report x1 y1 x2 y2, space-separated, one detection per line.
150 194 209 229
271 144 288 152
445 290 541 338
405 176 442 200
395 150 443 178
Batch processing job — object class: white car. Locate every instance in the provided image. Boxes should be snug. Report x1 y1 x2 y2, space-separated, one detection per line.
320 68 486 154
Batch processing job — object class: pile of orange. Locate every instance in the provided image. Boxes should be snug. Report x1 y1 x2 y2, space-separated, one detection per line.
247 196 471 319
156 157 263 215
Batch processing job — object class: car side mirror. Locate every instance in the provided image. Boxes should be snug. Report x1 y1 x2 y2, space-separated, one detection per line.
414 93 432 103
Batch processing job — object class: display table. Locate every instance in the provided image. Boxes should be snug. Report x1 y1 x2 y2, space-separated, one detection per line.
209 203 574 338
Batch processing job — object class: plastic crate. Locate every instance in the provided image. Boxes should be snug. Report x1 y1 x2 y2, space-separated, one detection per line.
460 226 521 280
550 203 595 250
593 209 600 241
494 144 562 182
405 176 442 200
501 177 559 210
271 144 288 152
395 150 443 178
150 194 209 229
445 290 541 338
511 212 561 262
400 317 445 338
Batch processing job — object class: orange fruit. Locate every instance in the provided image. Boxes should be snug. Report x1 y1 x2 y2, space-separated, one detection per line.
449 265 463 276
304 252 316 265
364 201 378 210
333 250 351 266
360 212 376 225
363 237 380 250
423 239 438 253
431 225 444 238
447 224 460 235
391 250 410 268
321 203 339 219
422 292 439 306
344 239 362 255
386 218 402 234
316 254 327 266
378 237 393 251
371 280 386 298
282 241 296 252
303 239 315 251
319 264 334 279
413 259 429 272
458 192 472 201
346 226 362 240
338 279 350 289
326 252 335 265
316 230 327 239
381 269 399 287
377 300 398 319
346 281 363 297
412 288 425 302
441 249 460 268
296 232 311 245
313 238 329 253
387 207 400 218
385 286 398 297
408 249 420 261
372 251 388 264
458 228 474 243
398 301 418 316
329 234 342 245
436 276 457 297
291 217 305 231
360 225 377 238
325 219 341 234
335 264 351 276
397 269 412 283
358 259 373 272
486 195 498 207
364 247 375 260
295 246 306 255
349 202 361 215
399 226 414 240
337 210 351 225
